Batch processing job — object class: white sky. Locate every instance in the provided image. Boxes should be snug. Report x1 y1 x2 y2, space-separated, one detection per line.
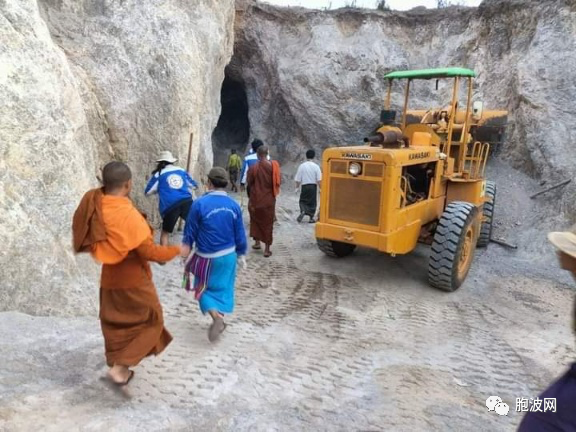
262 0 482 10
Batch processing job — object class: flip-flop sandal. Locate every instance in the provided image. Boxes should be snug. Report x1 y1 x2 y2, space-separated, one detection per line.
263 251 272 258
252 244 262 250
208 317 225 342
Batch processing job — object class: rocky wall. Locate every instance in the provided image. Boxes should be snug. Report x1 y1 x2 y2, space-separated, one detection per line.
0 0 235 315
232 0 576 213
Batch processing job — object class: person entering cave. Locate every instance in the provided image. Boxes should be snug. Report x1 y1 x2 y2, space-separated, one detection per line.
180 167 247 342
295 149 322 223
247 146 281 258
227 149 242 193
240 139 270 197
144 150 199 246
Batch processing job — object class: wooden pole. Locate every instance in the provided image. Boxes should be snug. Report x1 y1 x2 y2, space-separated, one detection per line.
177 132 194 231
185 132 194 173
530 179 571 199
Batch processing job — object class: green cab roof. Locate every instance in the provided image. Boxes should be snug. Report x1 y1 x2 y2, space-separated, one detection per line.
384 67 476 80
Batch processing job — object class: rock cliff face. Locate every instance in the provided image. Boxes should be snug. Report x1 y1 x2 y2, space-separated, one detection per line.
2 0 574 316
229 0 576 209
1 0 235 315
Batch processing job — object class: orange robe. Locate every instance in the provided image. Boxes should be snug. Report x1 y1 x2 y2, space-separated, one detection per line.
248 160 281 245
73 189 180 367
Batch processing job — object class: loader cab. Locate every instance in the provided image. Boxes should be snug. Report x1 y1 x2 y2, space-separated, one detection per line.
382 67 482 180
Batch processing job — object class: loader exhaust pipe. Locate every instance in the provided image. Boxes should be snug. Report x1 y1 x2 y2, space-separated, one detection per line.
364 130 403 145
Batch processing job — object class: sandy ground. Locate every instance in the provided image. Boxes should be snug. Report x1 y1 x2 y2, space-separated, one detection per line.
1 159 575 431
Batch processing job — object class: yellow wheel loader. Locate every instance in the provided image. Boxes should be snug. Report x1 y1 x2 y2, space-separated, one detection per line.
315 67 507 291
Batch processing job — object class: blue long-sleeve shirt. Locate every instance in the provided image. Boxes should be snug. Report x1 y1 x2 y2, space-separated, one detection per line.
144 165 198 216
183 191 247 257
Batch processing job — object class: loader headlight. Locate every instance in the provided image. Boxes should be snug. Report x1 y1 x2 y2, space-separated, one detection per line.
349 162 362 176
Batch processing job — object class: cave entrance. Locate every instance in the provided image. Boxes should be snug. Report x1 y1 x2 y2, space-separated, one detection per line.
212 73 250 168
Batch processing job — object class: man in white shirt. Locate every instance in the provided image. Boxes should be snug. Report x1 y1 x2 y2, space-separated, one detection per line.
294 149 322 223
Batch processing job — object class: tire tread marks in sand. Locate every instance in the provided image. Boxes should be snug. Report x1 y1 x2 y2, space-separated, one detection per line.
139 234 368 412
118 214 545 430
387 300 535 430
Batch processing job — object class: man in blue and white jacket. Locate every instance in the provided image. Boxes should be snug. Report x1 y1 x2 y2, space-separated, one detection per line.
145 150 198 246
181 167 247 342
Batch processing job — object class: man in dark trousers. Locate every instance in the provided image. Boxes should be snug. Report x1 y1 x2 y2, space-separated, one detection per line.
226 149 242 193
294 149 322 223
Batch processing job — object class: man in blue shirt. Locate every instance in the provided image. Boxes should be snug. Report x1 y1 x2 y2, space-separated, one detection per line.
145 150 198 246
181 167 247 342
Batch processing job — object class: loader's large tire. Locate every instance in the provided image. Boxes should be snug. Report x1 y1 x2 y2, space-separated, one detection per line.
428 202 479 292
477 181 497 248
317 239 356 258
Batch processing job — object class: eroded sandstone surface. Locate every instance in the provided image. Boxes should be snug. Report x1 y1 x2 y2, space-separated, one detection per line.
1 0 235 315
229 0 576 204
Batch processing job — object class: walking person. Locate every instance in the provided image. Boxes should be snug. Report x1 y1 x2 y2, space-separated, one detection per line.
181 167 248 342
295 149 322 223
227 149 242 193
72 161 181 386
145 150 198 246
240 139 269 197
247 146 281 258
518 229 576 430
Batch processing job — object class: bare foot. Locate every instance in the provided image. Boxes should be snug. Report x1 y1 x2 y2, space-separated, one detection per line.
207 311 226 342
107 365 133 385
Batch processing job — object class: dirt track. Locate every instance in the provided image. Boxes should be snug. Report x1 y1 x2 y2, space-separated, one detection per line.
1 161 575 431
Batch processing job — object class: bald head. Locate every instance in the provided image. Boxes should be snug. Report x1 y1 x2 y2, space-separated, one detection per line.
257 145 269 160
102 161 132 194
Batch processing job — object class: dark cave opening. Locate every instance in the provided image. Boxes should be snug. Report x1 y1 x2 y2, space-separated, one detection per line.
212 73 250 168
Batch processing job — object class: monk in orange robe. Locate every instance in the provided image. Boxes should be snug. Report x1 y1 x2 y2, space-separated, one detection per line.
73 161 181 385
247 145 281 257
